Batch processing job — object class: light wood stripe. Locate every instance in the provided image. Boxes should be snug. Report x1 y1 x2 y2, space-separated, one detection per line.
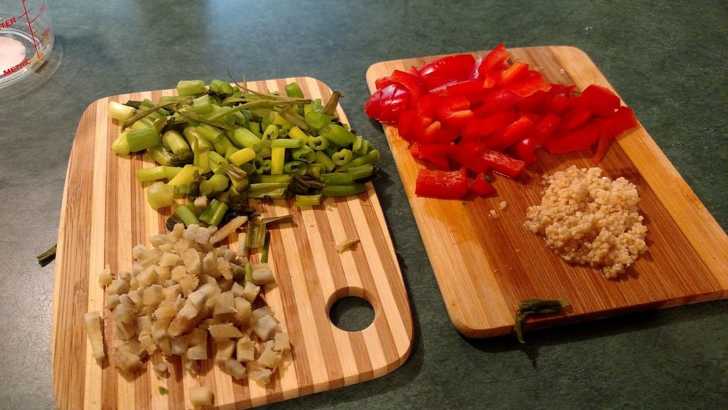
365 47 728 337
53 78 413 409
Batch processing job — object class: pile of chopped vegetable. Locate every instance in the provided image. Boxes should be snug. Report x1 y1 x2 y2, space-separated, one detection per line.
110 79 379 225
87 221 290 388
365 43 639 200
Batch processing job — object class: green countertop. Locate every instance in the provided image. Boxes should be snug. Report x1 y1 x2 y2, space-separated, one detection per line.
1 1 726 408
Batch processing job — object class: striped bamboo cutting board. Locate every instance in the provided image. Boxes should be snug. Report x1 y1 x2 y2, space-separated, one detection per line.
52 77 413 409
366 46 728 337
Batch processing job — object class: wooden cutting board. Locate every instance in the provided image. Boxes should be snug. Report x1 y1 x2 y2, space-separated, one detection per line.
366 46 728 338
51 77 413 409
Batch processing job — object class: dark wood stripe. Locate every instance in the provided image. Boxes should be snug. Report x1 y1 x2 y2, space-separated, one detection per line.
166 357 185 410
312 207 374 381
101 97 119 410
289 203 345 388
356 189 413 338
266 207 315 396
334 199 399 369
55 100 95 410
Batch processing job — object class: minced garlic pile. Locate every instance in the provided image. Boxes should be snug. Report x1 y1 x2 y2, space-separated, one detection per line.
524 166 648 278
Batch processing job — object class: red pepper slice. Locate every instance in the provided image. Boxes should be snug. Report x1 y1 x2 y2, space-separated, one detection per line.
513 137 538 164
364 84 411 124
410 143 451 170
419 54 476 90
516 90 550 113
462 110 517 141
434 95 472 129
478 43 510 76
415 168 469 199
531 113 561 145
485 115 535 151
390 69 424 100
597 106 638 140
396 109 419 142
560 107 593 131
591 134 611 164
580 84 620 117
500 62 529 85
476 89 521 115
416 93 440 117
469 174 497 197
545 122 601 154
481 150 526 178
375 77 393 90
506 70 551 97
439 79 486 100
449 142 488 173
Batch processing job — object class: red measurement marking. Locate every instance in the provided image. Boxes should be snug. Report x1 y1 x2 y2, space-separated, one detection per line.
0 16 17 29
21 0 40 55
2 57 30 77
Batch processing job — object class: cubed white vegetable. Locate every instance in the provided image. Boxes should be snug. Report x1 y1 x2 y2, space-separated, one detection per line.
189 386 214 407
84 311 105 361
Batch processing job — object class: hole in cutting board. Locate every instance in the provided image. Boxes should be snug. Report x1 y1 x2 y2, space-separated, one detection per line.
328 288 375 332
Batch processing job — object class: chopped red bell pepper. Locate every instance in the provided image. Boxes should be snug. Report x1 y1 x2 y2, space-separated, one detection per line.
410 143 451 170
506 70 551 97
560 107 592 131
390 69 424 100
516 90 550 113
435 96 474 129
469 174 497 197
396 109 419 142
476 89 521 115
481 150 526 178
591 134 611 164
419 54 476 90
545 122 601 154
438 79 486 100
485 115 535 151
513 137 538 164
531 113 561 145
478 43 510 76
449 142 488 173
375 77 393 90
462 110 516 141
416 93 440 117
500 62 529 85
580 84 620 117
365 84 411 124
415 168 469 199
597 106 638 140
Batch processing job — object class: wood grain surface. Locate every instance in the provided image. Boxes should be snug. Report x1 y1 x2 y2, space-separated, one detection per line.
365 46 728 337
52 78 413 409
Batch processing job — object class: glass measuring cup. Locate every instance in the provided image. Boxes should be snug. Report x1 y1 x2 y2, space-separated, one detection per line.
0 0 61 97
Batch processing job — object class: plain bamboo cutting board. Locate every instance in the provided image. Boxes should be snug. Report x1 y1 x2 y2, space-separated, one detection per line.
51 77 413 409
366 46 728 338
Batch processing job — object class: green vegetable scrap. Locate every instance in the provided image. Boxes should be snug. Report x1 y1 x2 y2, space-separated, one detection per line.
514 299 569 344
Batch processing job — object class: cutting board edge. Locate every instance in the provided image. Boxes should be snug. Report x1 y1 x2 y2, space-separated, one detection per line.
364 46 728 339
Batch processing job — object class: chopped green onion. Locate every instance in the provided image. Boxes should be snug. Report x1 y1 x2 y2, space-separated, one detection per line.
285 82 304 98
346 164 374 180
183 126 213 151
137 166 168 183
323 91 341 116
271 138 302 149
260 230 271 263
200 174 229 196
190 94 213 114
111 131 130 155
352 135 371 155
288 126 309 141
332 149 353 166
321 172 353 185
248 121 262 137
109 101 136 122
262 124 279 141
229 128 261 150
270 147 285 175
210 79 234 95
126 127 161 152
307 136 329 151
339 149 380 169
162 130 192 159
228 147 256 166
147 182 175 209
321 124 355 146
258 175 292 184
175 205 199 226
292 145 315 162
314 151 335 172
249 182 289 192
284 160 307 175
304 110 330 130
36 243 57 267
208 201 229 226
322 183 365 197
176 80 206 96
255 158 272 174
167 164 198 187
295 194 321 207
198 199 220 224
248 187 286 199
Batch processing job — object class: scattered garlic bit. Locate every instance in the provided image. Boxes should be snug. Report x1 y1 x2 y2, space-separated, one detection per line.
84 312 106 361
335 238 359 253
99 265 112 288
190 385 214 408
488 209 498 219
96 223 290 385
193 195 208 210
498 201 508 210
